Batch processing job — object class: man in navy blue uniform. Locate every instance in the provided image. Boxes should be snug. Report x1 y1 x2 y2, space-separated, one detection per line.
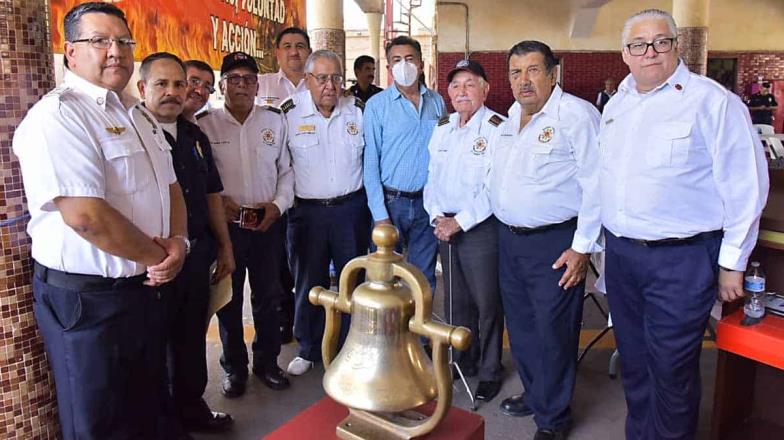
138 52 235 435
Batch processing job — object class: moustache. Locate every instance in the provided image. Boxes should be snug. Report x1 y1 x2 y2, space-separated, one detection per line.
161 97 182 105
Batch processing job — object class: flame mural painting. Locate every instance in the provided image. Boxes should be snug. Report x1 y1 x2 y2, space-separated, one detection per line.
50 0 306 72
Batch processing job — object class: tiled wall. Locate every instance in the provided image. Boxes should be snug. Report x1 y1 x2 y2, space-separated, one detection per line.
438 50 784 115
0 0 59 437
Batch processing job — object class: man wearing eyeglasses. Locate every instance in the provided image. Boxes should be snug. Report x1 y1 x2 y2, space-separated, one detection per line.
600 9 769 440
198 51 294 398
12 3 188 439
137 52 235 435
280 50 371 376
182 59 217 122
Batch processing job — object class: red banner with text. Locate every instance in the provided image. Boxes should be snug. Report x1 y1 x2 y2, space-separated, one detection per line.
50 0 306 72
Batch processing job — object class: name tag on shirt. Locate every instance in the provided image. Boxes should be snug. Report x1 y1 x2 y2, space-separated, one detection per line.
297 124 316 135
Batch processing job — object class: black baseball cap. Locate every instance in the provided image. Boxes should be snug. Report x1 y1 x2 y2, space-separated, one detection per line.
220 51 259 76
447 59 487 82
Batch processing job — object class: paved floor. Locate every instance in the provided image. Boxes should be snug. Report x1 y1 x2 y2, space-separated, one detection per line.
193 273 718 440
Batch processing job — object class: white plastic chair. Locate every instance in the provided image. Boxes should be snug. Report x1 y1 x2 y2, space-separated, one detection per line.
754 124 775 135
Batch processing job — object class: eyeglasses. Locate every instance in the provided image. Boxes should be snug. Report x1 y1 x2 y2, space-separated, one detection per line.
222 74 258 86
70 36 136 50
188 77 215 94
625 38 676 56
310 73 343 86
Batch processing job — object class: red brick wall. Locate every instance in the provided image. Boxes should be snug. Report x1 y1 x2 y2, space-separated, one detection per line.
437 51 627 115
718 52 784 96
437 50 784 115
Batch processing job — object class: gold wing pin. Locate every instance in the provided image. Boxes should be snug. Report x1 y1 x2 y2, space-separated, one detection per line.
106 126 126 135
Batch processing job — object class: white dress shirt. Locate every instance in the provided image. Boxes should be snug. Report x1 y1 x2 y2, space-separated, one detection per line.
284 90 365 199
197 104 294 214
600 61 769 271
256 69 307 107
424 106 504 231
488 85 602 254
13 70 176 277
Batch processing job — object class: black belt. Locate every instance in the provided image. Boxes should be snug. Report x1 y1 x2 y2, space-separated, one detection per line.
621 230 723 247
383 186 423 199
34 261 148 291
505 217 578 235
295 188 364 207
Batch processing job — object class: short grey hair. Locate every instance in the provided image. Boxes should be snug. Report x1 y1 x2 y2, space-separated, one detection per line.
304 50 343 74
621 9 678 47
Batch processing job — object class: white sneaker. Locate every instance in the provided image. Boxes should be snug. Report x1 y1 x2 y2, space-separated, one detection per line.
287 356 315 375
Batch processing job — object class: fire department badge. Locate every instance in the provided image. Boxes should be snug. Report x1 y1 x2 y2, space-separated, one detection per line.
472 137 488 155
261 128 275 145
346 121 359 136
538 126 555 143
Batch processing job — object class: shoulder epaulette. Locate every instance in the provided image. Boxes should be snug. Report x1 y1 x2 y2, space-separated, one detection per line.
488 114 503 127
43 85 72 99
343 89 352 97
264 105 282 114
195 110 210 120
280 99 295 114
354 97 365 111
437 116 450 126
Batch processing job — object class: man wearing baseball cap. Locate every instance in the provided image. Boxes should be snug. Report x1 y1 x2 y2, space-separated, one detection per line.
197 51 294 398
424 59 505 403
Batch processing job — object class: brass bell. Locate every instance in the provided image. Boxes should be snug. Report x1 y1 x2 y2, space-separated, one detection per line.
309 224 471 440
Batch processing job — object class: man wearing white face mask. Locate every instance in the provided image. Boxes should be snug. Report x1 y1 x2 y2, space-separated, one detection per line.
363 36 446 292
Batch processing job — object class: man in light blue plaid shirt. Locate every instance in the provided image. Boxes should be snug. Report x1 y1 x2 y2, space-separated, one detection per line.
363 36 446 290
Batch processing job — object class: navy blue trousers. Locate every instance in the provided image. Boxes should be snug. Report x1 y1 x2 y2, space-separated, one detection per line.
166 235 215 418
33 270 166 439
605 231 721 440
498 222 584 430
385 194 438 293
217 220 285 376
288 193 370 361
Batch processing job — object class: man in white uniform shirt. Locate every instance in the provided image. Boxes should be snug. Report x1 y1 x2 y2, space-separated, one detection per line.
198 51 294 398
256 27 312 344
600 10 769 440
423 59 504 403
12 3 187 439
256 27 311 107
282 50 371 376
489 40 602 440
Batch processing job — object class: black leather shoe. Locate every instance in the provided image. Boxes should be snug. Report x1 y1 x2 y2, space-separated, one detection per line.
533 428 567 440
500 393 533 417
221 374 247 398
253 365 290 390
475 381 501 402
183 411 233 432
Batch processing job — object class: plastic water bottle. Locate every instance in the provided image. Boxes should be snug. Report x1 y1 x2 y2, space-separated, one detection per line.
743 261 766 320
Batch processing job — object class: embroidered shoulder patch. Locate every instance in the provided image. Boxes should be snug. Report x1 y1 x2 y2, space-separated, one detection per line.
280 99 296 114
354 97 365 111
488 115 503 127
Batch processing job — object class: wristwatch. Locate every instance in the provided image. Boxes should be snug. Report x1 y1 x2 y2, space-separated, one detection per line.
174 235 191 255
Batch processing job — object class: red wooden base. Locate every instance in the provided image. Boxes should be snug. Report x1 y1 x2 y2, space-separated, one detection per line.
264 397 484 440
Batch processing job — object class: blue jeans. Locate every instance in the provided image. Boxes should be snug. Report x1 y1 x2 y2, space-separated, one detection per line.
384 194 438 293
